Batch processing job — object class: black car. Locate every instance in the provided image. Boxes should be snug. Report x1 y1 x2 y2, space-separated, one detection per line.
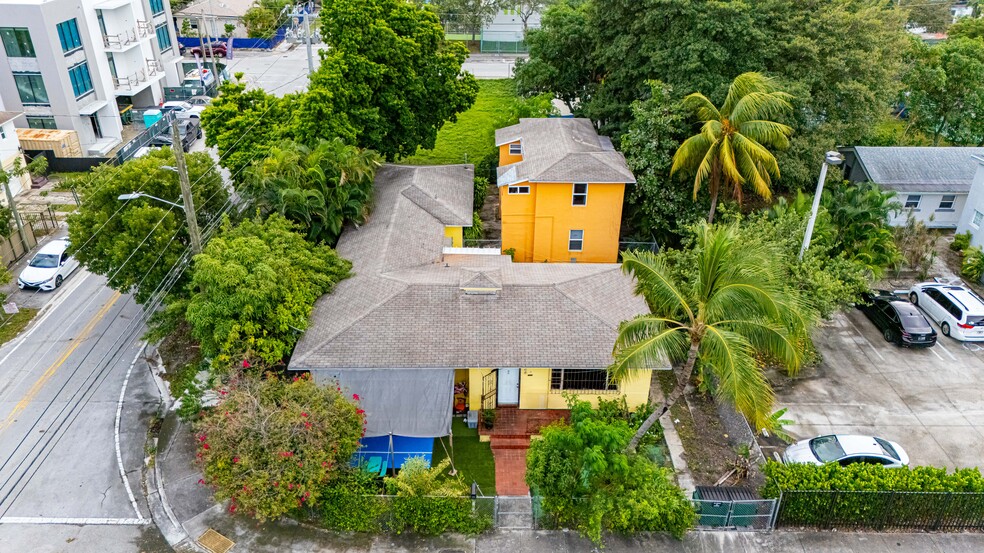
148 119 201 152
858 290 937 347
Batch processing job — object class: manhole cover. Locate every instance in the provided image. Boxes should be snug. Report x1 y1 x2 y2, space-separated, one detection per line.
197 528 235 553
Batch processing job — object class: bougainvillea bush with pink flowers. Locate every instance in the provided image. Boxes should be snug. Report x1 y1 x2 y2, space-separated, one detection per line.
195 372 365 520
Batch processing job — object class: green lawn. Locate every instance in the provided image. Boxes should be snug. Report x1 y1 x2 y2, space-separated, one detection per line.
0 307 38 348
433 417 496 496
404 79 516 167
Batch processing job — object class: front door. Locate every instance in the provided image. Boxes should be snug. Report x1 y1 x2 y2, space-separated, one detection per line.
497 368 520 405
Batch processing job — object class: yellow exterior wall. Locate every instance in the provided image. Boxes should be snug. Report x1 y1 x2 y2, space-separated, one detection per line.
499 142 523 166
500 181 625 263
465 368 652 411
444 226 463 247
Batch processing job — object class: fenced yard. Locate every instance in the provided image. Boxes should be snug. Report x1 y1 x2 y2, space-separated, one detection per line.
775 490 984 531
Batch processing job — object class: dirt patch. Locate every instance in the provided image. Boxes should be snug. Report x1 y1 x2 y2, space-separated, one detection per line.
156 321 202 384
478 186 500 240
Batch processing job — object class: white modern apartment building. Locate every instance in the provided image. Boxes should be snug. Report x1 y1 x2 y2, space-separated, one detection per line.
0 0 182 155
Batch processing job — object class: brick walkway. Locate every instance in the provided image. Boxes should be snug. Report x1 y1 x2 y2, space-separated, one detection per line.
492 448 529 495
487 408 569 496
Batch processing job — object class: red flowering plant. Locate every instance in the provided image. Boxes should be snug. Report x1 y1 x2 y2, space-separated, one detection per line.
195 373 365 520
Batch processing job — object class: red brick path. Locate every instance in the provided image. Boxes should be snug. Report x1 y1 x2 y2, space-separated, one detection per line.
486 408 569 496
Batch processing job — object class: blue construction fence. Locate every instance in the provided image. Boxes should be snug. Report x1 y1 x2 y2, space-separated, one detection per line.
176 27 287 50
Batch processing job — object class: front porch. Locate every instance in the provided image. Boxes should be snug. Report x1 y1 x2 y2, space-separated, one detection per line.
479 406 569 496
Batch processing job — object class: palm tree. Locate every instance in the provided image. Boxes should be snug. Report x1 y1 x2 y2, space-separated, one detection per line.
608 223 813 452
671 72 794 223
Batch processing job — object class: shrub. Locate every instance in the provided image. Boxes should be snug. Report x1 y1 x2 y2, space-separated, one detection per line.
962 246 984 283
952 231 972 252
473 176 489 210
762 460 984 496
463 212 484 241
320 468 387 532
195 373 364 520
474 150 499 183
384 458 492 535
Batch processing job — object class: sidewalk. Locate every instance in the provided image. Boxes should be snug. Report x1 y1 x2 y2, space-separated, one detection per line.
147 409 984 553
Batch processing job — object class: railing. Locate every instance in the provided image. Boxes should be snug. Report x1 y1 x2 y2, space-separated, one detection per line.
146 59 163 76
113 110 174 165
103 29 138 49
136 20 151 37
113 69 148 91
693 498 777 530
776 490 984 531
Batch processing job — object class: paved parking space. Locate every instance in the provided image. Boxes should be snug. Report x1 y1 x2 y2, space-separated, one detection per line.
773 307 984 469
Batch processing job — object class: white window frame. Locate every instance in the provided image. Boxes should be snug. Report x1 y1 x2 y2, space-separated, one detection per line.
569 229 584 251
508 142 522 155
904 194 921 209
938 195 956 211
507 185 529 195
973 210 983 229
572 182 588 206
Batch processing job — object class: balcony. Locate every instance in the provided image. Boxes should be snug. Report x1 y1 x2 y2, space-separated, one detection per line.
136 20 152 38
102 29 141 51
112 60 166 95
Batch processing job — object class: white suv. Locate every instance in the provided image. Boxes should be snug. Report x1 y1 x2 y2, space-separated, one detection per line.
909 282 984 341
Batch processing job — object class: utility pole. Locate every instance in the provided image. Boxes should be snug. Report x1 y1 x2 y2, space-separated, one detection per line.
171 120 202 255
302 6 314 76
799 151 844 260
201 12 219 86
2 177 28 252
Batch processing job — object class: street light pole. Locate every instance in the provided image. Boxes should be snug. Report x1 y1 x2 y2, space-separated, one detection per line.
171 120 203 255
799 151 844 260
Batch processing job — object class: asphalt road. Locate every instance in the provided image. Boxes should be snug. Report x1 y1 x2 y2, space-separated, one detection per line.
0 266 169 552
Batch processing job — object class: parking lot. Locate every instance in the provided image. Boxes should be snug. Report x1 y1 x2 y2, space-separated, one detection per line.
772 305 984 470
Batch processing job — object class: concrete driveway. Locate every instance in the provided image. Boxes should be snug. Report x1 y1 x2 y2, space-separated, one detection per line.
772 307 984 469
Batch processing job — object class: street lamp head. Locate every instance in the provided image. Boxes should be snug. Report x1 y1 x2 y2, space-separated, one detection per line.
160 165 179 173
118 192 142 201
825 151 844 166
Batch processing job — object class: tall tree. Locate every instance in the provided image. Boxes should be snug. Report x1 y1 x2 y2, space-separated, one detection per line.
307 0 479 160
513 0 555 33
671 72 793 222
608 223 812 452
437 0 501 39
948 15 984 39
903 37 984 146
899 0 954 33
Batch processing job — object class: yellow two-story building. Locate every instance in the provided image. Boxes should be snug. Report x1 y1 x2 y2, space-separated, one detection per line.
496 118 636 263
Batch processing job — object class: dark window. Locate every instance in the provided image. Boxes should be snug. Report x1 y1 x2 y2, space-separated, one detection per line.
939 195 956 210
150 0 166 14
56 19 83 53
572 182 587 206
155 23 171 51
14 73 48 105
26 116 56 129
507 185 529 194
550 369 617 392
881 304 899 323
508 142 522 155
904 195 921 209
0 28 35 57
569 229 583 251
68 62 94 98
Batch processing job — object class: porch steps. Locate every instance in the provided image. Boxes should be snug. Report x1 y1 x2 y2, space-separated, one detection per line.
496 495 534 530
490 436 530 450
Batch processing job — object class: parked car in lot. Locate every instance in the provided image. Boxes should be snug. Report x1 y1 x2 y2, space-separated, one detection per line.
160 101 205 121
783 434 909 468
857 290 937 347
17 239 79 291
909 282 984 341
191 41 227 58
186 95 213 107
148 119 201 152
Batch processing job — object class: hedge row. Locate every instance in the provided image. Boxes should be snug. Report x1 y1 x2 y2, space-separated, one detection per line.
761 461 984 497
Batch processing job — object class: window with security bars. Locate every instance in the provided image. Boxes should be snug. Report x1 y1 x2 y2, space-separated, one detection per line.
550 369 618 392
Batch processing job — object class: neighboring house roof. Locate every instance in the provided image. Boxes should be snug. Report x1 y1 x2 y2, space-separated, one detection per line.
495 118 636 186
844 146 984 194
0 111 23 126
290 164 653 371
177 0 252 18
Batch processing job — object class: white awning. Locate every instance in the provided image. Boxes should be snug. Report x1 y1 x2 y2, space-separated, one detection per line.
79 100 109 116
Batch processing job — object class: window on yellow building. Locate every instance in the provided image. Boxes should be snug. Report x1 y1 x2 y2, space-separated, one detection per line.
572 182 588 205
550 369 618 392
508 185 530 194
509 142 522 155
569 229 583 251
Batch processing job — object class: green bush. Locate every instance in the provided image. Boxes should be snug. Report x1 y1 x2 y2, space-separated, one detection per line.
474 150 499 183
962 246 984 282
952 231 972 252
463 212 484 241
762 460 984 496
473 177 489 210
384 458 492 535
320 468 387 532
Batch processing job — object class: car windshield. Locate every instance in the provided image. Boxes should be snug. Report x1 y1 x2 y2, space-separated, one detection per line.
967 316 984 326
874 438 900 460
29 253 59 268
809 436 846 462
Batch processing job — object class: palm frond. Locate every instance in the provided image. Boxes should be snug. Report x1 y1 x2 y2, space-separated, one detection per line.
720 72 777 116
729 92 793 125
683 92 722 122
733 146 773 200
670 133 712 177
736 120 793 149
691 140 721 200
701 326 776 430
718 135 745 189
620 250 695 322
733 134 781 178
609 316 689 382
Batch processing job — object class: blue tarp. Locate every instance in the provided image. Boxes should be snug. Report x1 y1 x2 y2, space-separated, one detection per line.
353 435 434 471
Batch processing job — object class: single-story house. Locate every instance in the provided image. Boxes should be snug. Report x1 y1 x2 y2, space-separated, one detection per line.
956 156 984 249
289 164 662 467
175 0 252 39
839 146 984 228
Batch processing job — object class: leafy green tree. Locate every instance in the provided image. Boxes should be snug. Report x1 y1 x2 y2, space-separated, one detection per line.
903 37 984 146
184 213 351 365
609 223 813 451
525 398 695 544
307 0 479 160
671 73 793 222
899 0 954 33
436 0 500 39
619 81 707 245
821 181 901 277
384 457 492 535
948 15 984 39
244 140 382 245
67 149 227 304
196 373 364 521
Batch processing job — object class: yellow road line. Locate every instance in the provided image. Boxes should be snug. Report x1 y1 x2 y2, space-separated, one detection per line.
0 291 122 434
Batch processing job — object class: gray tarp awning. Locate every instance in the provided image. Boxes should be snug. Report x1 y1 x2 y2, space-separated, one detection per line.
312 368 454 438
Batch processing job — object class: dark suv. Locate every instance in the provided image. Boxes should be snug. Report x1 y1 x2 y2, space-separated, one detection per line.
148 119 201 152
191 41 227 58
858 290 937 347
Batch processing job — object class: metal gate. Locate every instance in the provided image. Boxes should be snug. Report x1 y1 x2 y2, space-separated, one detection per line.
692 498 777 530
481 370 497 410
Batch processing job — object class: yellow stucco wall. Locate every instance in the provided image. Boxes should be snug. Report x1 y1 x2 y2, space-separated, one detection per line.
500 181 626 263
465 368 651 411
444 226 463 247
498 142 523 166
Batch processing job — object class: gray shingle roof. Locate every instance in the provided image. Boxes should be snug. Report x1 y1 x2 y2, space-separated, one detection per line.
495 118 636 186
848 146 984 193
290 164 654 371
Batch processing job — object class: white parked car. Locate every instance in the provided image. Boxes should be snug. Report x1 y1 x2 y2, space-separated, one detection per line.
783 434 909 468
909 282 984 341
17 239 80 291
160 101 205 120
